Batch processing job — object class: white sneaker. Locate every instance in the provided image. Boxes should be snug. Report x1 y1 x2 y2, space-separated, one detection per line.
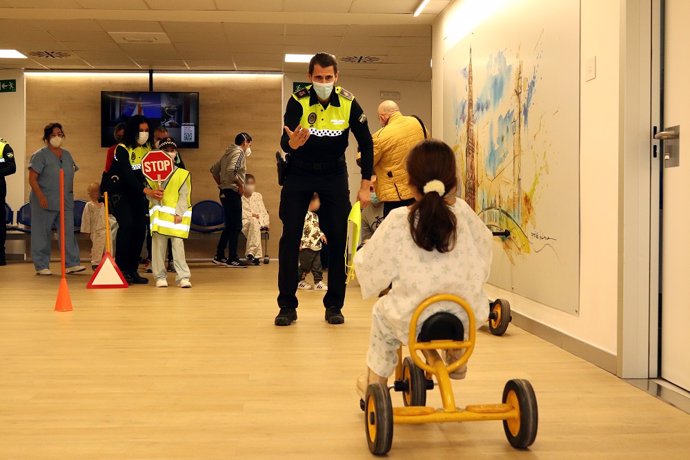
298 280 312 290
314 281 328 291
66 265 86 274
155 278 168 288
36 268 52 276
179 279 192 288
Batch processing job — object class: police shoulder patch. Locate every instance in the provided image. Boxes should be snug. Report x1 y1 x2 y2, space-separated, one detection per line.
294 87 310 99
338 87 354 101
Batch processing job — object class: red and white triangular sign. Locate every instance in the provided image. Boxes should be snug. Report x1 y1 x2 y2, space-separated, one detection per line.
87 252 128 289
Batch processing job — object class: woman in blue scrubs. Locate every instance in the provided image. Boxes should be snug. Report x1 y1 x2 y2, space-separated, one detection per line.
28 122 85 275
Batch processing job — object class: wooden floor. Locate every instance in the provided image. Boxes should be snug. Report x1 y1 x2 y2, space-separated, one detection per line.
1 261 689 459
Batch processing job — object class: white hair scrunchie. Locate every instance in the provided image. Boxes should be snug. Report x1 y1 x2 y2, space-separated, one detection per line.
423 179 446 196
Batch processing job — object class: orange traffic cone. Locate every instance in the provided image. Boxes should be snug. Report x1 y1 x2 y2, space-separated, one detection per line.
54 276 73 312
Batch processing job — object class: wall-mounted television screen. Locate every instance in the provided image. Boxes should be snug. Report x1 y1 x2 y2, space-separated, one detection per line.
101 91 200 148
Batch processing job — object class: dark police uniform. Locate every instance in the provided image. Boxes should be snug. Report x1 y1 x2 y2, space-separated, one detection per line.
278 84 374 313
104 143 151 281
0 139 16 264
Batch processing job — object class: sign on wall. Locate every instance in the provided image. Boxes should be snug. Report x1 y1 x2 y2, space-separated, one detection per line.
0 79 16 93
443 0 581 314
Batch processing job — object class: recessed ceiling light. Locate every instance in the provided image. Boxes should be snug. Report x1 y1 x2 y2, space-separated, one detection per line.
0 49 27 59
413 0 431 17
285 54 312 63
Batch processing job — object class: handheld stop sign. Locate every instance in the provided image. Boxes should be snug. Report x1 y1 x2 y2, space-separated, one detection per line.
141 150 174 188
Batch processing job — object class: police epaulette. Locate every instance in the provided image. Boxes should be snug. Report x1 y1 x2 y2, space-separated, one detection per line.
294 87 310 99
338 87 354 101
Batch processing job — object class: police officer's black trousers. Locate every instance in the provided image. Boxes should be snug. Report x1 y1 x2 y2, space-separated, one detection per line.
0 191 6 261
278 170 350 310
111 193 148 275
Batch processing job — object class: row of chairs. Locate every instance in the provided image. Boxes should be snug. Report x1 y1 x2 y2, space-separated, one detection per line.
5 201 88 233
4 199 231 234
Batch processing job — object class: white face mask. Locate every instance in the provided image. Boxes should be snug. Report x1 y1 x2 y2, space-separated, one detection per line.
244 184 255 194
245 147 252 157
312 81 334 100
165 150 177 160
137 131 149 146
49 136 62 148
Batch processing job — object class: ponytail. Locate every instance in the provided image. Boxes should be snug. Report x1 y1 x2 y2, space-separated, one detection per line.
406 139 459 253
409 191 457 253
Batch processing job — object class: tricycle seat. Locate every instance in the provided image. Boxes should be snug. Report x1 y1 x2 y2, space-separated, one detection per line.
418 312 464 342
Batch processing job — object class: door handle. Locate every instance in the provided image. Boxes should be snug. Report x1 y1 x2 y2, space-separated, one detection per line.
655 130 680 140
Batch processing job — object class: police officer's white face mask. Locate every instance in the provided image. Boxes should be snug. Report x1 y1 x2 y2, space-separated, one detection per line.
245 147 252 157
138 131 149 146
312 81 334 100
165 149 177 160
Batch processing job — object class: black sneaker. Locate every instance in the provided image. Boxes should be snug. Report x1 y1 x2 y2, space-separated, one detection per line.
212 256 229 266
325 307 345 325
274 307 297 326
246 254 261 266
226 258 248 268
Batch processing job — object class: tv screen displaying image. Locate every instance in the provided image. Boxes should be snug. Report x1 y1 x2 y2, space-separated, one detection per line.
101 91 200 148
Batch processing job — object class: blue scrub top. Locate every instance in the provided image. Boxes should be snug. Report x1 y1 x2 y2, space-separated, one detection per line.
28 146 79 212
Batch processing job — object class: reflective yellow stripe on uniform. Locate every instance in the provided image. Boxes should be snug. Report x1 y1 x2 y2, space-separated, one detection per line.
146 168 192 239
119 143 149 171
0 140 7 162
293 86 354 137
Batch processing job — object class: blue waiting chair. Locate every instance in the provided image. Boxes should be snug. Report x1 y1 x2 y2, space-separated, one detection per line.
73 199 87 232
4 202 11 227
191 200 225 233
16 203 31 233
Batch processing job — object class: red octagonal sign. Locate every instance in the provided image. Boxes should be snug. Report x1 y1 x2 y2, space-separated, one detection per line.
141 150 174 183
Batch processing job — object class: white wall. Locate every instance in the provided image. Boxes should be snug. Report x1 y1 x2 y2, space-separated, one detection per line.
0 69 25 256
433 0 621 356
283 73 431 201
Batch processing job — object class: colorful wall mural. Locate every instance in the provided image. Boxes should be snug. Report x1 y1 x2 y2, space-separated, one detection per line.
443 0 581 314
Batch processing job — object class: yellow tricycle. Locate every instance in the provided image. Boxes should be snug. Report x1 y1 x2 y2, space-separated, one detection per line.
361 294 538 456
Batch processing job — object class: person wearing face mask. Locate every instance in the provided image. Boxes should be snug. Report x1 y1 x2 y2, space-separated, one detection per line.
104 114 155 284
360 176 384 245
103 122 125 174
153 126 186 170
0 136 16 266
276 52 374 326
210 132 252 268
145 137 192 288
27 122 85 275
241 173 270 265
371 100 428 218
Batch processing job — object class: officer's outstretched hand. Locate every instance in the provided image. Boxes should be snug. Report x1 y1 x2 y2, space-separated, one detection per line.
284 125 310 150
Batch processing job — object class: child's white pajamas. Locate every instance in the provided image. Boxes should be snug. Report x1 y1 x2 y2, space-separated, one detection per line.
354 200 493 378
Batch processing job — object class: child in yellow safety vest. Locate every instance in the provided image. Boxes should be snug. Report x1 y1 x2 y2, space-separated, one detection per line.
145 137 192 288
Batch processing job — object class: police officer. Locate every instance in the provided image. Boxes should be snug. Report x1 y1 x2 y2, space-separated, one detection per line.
104 114 159 284
275 52 374 326
0 137 16 266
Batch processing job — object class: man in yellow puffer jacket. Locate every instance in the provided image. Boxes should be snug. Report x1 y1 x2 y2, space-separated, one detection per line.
372 101 428 216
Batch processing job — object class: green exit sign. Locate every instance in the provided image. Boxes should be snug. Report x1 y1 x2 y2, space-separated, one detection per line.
0 79 16 93
293 81 310 92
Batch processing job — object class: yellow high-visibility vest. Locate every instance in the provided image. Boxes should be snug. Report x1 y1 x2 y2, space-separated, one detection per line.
293 86 354 138
0 140 8 162
147 168 192 239
119 143 150 171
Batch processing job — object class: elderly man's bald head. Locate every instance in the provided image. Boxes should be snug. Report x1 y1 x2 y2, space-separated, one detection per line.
377 100 400 127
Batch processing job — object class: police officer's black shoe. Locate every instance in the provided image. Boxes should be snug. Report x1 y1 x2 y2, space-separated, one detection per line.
126 271 149 284
274 307 297 326
325 307 345 325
